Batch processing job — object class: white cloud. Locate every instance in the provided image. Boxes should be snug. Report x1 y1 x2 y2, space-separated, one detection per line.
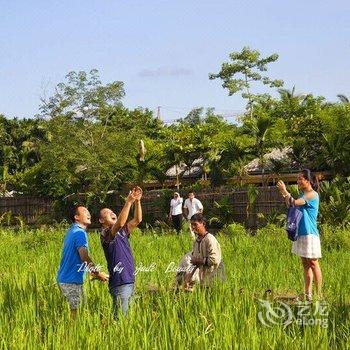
138 66 194 78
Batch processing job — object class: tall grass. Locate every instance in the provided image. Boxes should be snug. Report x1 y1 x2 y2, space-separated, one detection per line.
0 225 349 349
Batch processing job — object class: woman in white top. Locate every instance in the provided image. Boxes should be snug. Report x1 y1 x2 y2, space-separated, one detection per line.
169 192 183 233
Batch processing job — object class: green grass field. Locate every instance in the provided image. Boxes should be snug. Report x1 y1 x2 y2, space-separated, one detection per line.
0 225 349 349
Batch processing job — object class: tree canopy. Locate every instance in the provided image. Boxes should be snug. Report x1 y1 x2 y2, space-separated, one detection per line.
1 51 350 198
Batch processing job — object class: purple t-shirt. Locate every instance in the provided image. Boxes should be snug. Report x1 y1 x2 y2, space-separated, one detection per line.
100 225 135 288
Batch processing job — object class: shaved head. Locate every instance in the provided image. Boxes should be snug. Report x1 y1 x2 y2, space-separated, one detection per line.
99 208 117 228
100 208 112 218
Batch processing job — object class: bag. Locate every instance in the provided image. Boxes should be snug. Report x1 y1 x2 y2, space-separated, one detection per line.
286 199 303 241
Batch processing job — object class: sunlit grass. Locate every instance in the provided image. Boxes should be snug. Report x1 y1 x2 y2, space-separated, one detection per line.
0 225 349 349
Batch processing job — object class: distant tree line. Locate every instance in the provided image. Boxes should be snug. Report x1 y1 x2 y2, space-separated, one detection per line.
1 48 350 202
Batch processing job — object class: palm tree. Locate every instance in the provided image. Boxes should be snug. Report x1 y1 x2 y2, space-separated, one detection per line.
246 184 259 227
244 115 273 185
337 94 350 104
230 159 249 187
277 86 312 119
320 133 350 175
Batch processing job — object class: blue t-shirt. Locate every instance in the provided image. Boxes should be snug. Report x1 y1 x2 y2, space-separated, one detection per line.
298 191 319 236
57 223 89 284
100 226 135 288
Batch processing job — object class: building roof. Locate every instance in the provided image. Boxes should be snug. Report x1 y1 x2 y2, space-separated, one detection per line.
244 147 293 173
166 158 203 178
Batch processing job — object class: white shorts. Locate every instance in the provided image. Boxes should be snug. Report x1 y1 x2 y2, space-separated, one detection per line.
292 234 322 259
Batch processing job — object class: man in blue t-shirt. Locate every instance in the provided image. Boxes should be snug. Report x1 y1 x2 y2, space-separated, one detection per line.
99 187 142 318
57 205 109 317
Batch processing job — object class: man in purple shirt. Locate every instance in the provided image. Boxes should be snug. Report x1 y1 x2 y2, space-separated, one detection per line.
99 187 142 318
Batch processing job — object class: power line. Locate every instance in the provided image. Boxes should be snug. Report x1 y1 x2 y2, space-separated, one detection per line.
161 115 242 125
160 105 244 113
149 105 245 125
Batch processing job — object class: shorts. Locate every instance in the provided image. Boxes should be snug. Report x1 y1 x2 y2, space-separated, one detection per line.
59 283 83 310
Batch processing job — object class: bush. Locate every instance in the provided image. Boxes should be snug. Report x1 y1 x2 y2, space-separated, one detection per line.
220 222 247 236
320 225 350 251
256 224 285 237
319 177 350 227
207 195 235 228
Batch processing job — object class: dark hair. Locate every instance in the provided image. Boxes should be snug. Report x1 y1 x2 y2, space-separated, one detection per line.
188 190 195 195
190 213 207 227
69 204 85 223
301 169 319 192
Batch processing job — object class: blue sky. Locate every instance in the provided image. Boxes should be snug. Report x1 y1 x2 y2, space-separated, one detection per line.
1 0 349 122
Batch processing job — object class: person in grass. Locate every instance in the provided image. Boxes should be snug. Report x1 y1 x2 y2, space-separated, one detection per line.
183 191 203 239
57 205 109 318
175 251 200 291
277 169 323 301
169 192 183 233
99 187 142 318
184 213 224 289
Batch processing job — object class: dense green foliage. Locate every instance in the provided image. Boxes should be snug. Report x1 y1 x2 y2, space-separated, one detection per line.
1 47 349 350
0 226 349 349
1 49 350 201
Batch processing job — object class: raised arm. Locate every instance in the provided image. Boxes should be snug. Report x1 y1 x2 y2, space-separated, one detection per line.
277 180 308 206
127 188 143 233
111 188 138 235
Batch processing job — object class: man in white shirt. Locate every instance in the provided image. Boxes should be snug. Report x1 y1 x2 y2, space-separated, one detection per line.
169 192 183 233
183 191 203 239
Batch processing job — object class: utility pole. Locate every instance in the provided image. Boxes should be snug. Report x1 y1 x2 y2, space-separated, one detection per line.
156 106 161 120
